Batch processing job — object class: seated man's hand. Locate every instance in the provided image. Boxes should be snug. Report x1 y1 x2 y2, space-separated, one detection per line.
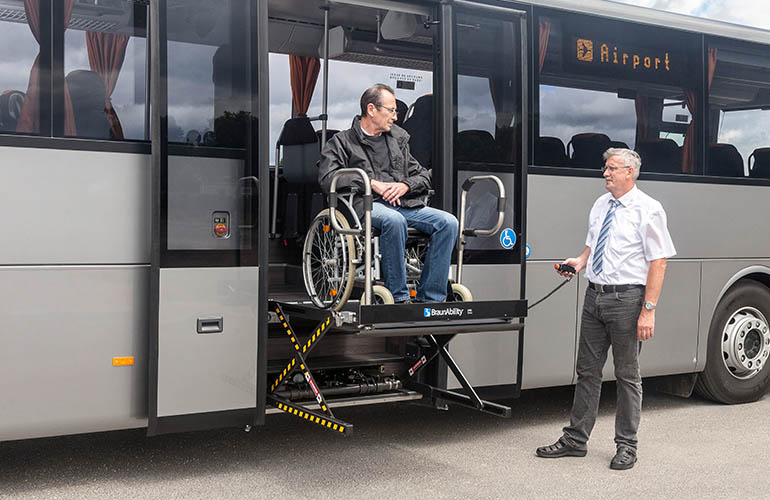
381 182 409 206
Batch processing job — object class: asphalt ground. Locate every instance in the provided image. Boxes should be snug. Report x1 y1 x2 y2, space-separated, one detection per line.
1 383 768 500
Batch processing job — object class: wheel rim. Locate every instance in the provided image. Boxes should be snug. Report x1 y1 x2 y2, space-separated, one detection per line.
304 214 350 309
721 306 770 380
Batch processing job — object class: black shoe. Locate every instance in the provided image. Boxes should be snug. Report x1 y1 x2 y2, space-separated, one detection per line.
535 438 587 458
610 446 637 470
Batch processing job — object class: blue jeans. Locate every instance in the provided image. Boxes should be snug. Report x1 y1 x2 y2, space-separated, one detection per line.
370 201 459 302
562 286 644 452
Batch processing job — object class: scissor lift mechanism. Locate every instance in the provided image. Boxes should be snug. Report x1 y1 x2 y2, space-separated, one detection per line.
267 298 527 434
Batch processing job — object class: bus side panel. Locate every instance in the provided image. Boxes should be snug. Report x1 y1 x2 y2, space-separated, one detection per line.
696 260 770 373
447 264 522 390
0 147 150 265
596 260 701 382
0 266 148 442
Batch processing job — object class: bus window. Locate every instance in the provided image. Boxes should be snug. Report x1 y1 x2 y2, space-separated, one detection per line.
0 0 43 135
536 12 700 175
708 40 770 179
60 1 147 141
456 13 520 166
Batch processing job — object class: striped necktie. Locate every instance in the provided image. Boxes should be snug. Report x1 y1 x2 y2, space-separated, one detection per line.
592 199 620 275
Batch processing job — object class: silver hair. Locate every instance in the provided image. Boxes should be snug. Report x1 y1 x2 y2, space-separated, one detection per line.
603 147 641 179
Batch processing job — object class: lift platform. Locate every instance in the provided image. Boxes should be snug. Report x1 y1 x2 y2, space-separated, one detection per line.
267 298 527 434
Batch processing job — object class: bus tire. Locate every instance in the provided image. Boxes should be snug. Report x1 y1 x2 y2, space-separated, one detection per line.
695 280 770 404
450 283 473 302
371 285 394 304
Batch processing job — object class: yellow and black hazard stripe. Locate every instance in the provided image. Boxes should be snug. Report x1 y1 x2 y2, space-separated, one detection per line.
268 395 352 435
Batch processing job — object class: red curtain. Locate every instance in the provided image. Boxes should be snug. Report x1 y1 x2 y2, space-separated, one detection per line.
682 48 718 173
539 20 552 73
86 31 130 139
16 0 76 135
15 0 42 133
634 96 649 145
289 55 320 116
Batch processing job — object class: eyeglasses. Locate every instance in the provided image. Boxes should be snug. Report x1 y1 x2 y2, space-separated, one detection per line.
376 104 398 115
601 164 632 173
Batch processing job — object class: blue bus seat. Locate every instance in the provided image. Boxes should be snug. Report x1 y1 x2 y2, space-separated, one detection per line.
567 132 611 169
708 143 744 177
749 147 770 179
636 138 681 174
535 136 568 166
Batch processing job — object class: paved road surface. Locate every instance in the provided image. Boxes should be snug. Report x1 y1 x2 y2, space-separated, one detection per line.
1 384 768 500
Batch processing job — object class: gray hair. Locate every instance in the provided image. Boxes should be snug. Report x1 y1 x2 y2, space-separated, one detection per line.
360 83 395 116
603 147 641 179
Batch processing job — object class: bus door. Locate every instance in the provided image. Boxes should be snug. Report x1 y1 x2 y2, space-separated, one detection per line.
440 1 528 392
148 0 268 435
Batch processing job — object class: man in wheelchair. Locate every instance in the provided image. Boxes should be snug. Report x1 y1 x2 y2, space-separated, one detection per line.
319 84 459 303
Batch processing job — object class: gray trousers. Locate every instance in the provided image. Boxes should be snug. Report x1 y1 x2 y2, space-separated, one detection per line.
562 286 644 451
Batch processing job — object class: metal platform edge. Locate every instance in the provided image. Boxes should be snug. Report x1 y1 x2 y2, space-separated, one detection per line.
265 390 423 414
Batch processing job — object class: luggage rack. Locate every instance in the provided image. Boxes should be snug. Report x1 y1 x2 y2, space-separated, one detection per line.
267 297 527 434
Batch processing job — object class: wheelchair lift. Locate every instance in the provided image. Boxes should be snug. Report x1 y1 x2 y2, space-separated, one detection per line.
267 297 527 434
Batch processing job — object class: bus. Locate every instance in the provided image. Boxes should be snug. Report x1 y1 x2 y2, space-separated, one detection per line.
1 0 769 441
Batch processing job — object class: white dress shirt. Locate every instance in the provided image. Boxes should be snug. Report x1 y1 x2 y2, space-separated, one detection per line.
584 186 676 285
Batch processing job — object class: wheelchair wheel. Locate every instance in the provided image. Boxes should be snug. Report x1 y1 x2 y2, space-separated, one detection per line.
450 283 473 302
371 285 395 305
302 209 356 311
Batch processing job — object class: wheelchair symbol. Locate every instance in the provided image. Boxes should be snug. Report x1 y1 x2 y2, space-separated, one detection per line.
500 228 516 250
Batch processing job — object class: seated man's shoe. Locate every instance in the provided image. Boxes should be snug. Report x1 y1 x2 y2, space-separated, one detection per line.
535 438 587 458
610 446 637 470
395 298 412 304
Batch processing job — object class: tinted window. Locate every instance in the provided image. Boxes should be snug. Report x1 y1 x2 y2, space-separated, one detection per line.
61 1 147 140
456 12 521 166
167 2 250 148
0 0 43 135
536 12 700 175
708 40 770 178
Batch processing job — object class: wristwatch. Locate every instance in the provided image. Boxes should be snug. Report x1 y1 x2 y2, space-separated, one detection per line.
643 301 656 311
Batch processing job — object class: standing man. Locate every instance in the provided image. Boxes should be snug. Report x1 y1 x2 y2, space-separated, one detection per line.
318 84 458 303
536 148 676 470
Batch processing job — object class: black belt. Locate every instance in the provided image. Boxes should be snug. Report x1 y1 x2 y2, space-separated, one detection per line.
588 282 645 293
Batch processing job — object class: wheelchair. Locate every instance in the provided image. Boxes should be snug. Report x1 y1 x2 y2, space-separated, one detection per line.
302 168 506 311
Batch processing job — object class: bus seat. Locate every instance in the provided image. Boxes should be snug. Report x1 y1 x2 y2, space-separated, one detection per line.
749 147 770 179
636 138 681 174
0 90 25 132
567 132 610 169
535 136 568 166
66 70 110 139
402 94 433 170
456 129 502 163
609 140 628 149
316 129 339 150
707 143 744 177
394 99 408 127
276 116 320 238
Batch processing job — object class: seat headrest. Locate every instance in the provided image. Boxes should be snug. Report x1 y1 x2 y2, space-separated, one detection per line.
278 117 318 146
0 90 25 130
568 133 611 168
635 138 681 174
66 70 109 139
535 136 568 167
708 143 744 177
456 129 502 163
394 99 408 127
749 147 770 179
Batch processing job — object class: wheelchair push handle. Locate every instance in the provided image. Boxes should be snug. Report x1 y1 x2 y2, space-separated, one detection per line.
459 175 507 237
328 168 372 235
328 168 374 305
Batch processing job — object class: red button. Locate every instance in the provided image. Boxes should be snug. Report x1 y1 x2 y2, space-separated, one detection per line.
215 223 228 236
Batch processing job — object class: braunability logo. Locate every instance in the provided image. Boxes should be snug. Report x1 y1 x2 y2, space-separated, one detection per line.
423 307 465 318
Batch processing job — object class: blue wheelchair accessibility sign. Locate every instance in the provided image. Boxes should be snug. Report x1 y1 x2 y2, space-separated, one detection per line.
499 228 516 250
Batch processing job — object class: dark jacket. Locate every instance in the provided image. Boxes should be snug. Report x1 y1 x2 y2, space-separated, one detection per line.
318 117 432 217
